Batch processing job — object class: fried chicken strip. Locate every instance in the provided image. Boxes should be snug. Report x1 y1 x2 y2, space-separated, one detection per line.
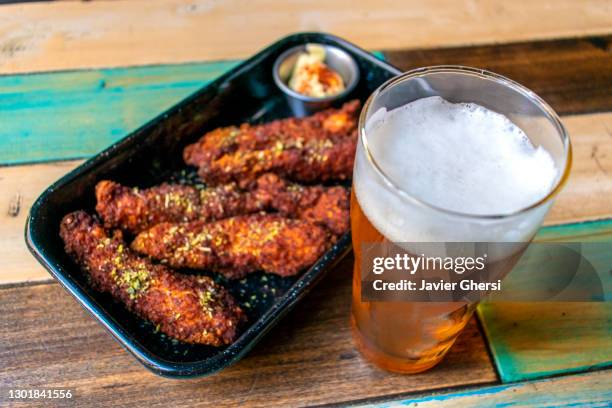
60 211 245 346
95 173 349 235
131 214 330 279
95 180 266 234
184 100 360 169
254 173 349 236
199 136 357 186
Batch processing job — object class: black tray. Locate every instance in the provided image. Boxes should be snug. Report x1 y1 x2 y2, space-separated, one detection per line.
25 32 401 378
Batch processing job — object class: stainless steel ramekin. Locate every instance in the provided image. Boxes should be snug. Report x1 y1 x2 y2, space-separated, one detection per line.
273 43 360 116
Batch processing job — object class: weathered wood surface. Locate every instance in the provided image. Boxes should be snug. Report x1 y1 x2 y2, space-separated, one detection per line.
366 369 612 407
0 61 238 165
2 112 610 285
479 302 612 383
1 0 610 74
385 36 612 116
0 8 611 405
0 259 496 407
2 37 612 165
478 219 612 382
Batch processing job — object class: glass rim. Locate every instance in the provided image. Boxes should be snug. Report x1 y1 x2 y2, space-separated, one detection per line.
359 65 573 221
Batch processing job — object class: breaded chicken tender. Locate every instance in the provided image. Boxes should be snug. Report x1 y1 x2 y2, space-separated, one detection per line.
95 180 267 234
60 211 245 346
254 174 349 235
183 100 360 186
199 136 357 186
131 214 330 279
96 174 349 235
184 100 360 169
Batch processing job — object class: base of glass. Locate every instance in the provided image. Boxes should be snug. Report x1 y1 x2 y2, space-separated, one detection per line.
350 317 444 374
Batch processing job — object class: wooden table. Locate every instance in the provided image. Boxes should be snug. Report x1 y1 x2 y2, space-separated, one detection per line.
1 1 611 407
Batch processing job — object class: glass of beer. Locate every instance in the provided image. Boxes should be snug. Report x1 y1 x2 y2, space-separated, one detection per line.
351 66 572 373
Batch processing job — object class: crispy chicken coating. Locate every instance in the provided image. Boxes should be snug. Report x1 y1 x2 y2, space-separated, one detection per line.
131 214 330 279
95 173 349 235
184 100 360 169
183 100 360 186
60 211 245 346
199 136 357 187
254 174 349 235
95 180 266 234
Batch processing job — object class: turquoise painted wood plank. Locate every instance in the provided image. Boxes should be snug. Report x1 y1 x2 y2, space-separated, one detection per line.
0 52 385 166
536 218 612 242
478 218 612 383
366 369 612 408
0 61 240 165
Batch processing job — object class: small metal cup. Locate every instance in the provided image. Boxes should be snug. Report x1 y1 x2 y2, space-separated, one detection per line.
273 44 360 117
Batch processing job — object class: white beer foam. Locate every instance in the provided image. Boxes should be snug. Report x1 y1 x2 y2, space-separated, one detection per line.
366 96 557 215
355 96 558 243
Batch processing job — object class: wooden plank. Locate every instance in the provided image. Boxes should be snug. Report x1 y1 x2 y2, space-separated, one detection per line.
0 0 611 74
478 303 612 383
0 160 81 284
546 112 612 224
0 61 239 165
367 369 612 407
3 111 610 285
0 260 497 407
537 218 612 243
2 37 611 165
0 52 383 166
478 219 612 383
385 36 612 116
1 38 610 167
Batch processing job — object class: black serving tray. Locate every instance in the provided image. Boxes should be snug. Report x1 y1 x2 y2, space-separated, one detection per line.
25 32 401 378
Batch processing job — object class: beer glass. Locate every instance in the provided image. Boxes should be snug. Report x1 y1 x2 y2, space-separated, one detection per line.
351 66 572 373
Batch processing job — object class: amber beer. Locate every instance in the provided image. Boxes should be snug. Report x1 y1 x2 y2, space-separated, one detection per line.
351 190 480 373
350 67 571 373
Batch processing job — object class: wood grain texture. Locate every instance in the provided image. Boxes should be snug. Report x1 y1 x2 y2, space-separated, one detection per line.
545 112 612 225
478 303 612 383
0 52 384 166
0 160 81 284
0 0 611 74
478 219 612 382
3 112 610 285
385 36 612 116
366 369 612 407
0 61 238 165
0 259 497 407
2 36 611 166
